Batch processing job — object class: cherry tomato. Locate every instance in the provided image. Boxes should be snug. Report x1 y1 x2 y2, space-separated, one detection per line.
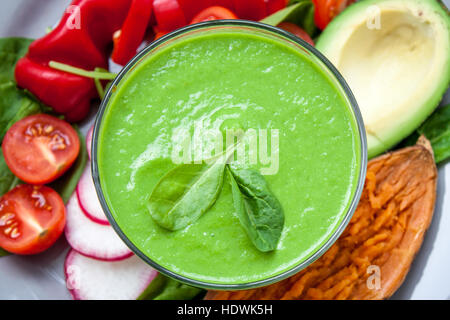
0 185 66 255
266 0 288 15
191 6 238 24
2 114 80 185
111 0 153 65
178 1 236 21
233 0 266 20
312 0 355 30
278 22 314 46
153 0 187 32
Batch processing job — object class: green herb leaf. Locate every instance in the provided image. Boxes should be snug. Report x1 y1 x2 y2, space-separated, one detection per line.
402 105 450 164
227 167 284 252
138 273 204 300
49 127 88 203
0 247 10 257
148 161 226 230
0 37 33 84
261 0 317 36
0 148 20 196
0 82 46 141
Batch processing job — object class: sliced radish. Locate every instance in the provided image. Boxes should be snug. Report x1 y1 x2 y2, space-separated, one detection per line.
86 125 93 160
65 249 157 300
76 162 109 225
65 193 133 261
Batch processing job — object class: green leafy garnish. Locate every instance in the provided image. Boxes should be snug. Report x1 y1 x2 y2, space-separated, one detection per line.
0 37 33 84
148 137 284 252
147 161 226 231
0 247 10 257
402 105 450 164
138 273 204 300
261 0 317 36
49 128 88 203
227 167 284 252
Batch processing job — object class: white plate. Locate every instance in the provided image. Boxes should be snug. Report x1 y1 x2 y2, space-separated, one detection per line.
0 0 449 300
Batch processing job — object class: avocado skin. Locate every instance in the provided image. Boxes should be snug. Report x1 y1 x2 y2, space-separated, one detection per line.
316 0 450 159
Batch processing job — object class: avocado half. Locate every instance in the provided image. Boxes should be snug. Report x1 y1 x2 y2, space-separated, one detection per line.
316 0 450 158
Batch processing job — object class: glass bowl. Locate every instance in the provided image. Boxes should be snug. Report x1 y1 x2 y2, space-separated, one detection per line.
91 20 368 290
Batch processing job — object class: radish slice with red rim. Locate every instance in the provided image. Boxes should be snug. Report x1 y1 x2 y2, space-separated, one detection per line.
65 249 157 300
65 193 132 261
76 162 109 225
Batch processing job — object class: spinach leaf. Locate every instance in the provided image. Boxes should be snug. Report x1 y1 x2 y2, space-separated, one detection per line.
49 128 88 203
147 161 226 230
0 247 10 257
261 0 317 36
0 148 20 196
0 37 33 84
0 82 46 141
402 105 450 164
227 167 284 252
138 273 204 300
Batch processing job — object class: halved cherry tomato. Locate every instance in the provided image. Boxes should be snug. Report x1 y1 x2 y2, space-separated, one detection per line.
0 185 66 255
111 0 153 65
278 22 314 46
2 114 80 185
191 6 238 24
153 0 187 32
266 0 288 15
179 1 236 21
233 0 266 20
312 0 355 30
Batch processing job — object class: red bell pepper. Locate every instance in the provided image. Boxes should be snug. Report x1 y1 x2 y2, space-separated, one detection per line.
233 0 266 20
15 0 152 122
266 0 288 15
153 0 187 32
112 0 153 66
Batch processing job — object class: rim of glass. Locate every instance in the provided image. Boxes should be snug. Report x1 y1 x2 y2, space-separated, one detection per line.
91 19 368 291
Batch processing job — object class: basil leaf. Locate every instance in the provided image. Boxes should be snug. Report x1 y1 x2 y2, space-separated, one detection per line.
49 127 88 203
227 167 284 252
402 105 450 164
148 161 226 230
138 274 204 300
261 0 317 36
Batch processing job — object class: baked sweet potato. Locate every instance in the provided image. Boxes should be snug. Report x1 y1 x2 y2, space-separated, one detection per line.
207 137 437 300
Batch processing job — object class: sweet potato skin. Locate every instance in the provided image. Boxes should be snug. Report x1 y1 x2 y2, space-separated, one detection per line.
208 138 437 300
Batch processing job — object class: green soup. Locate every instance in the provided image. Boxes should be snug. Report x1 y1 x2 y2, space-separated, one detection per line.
97 28 362 285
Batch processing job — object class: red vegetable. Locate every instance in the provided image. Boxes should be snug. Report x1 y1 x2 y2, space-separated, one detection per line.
266 0 288 15
0 185 66 255
153 0 187 32
111 0 153 65
2 114 80 185
312 0 355 30
233 0 266 20
178 0 236 21
191 6 238 24
277 22 314 46
15 0 136 122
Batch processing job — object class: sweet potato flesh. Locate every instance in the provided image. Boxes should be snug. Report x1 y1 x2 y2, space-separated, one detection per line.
210 140 437 300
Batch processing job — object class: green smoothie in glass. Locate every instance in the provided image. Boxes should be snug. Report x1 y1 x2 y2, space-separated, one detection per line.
94 22 366 289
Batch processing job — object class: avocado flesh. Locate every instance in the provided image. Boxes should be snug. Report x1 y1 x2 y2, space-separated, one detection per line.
316 0 450 158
